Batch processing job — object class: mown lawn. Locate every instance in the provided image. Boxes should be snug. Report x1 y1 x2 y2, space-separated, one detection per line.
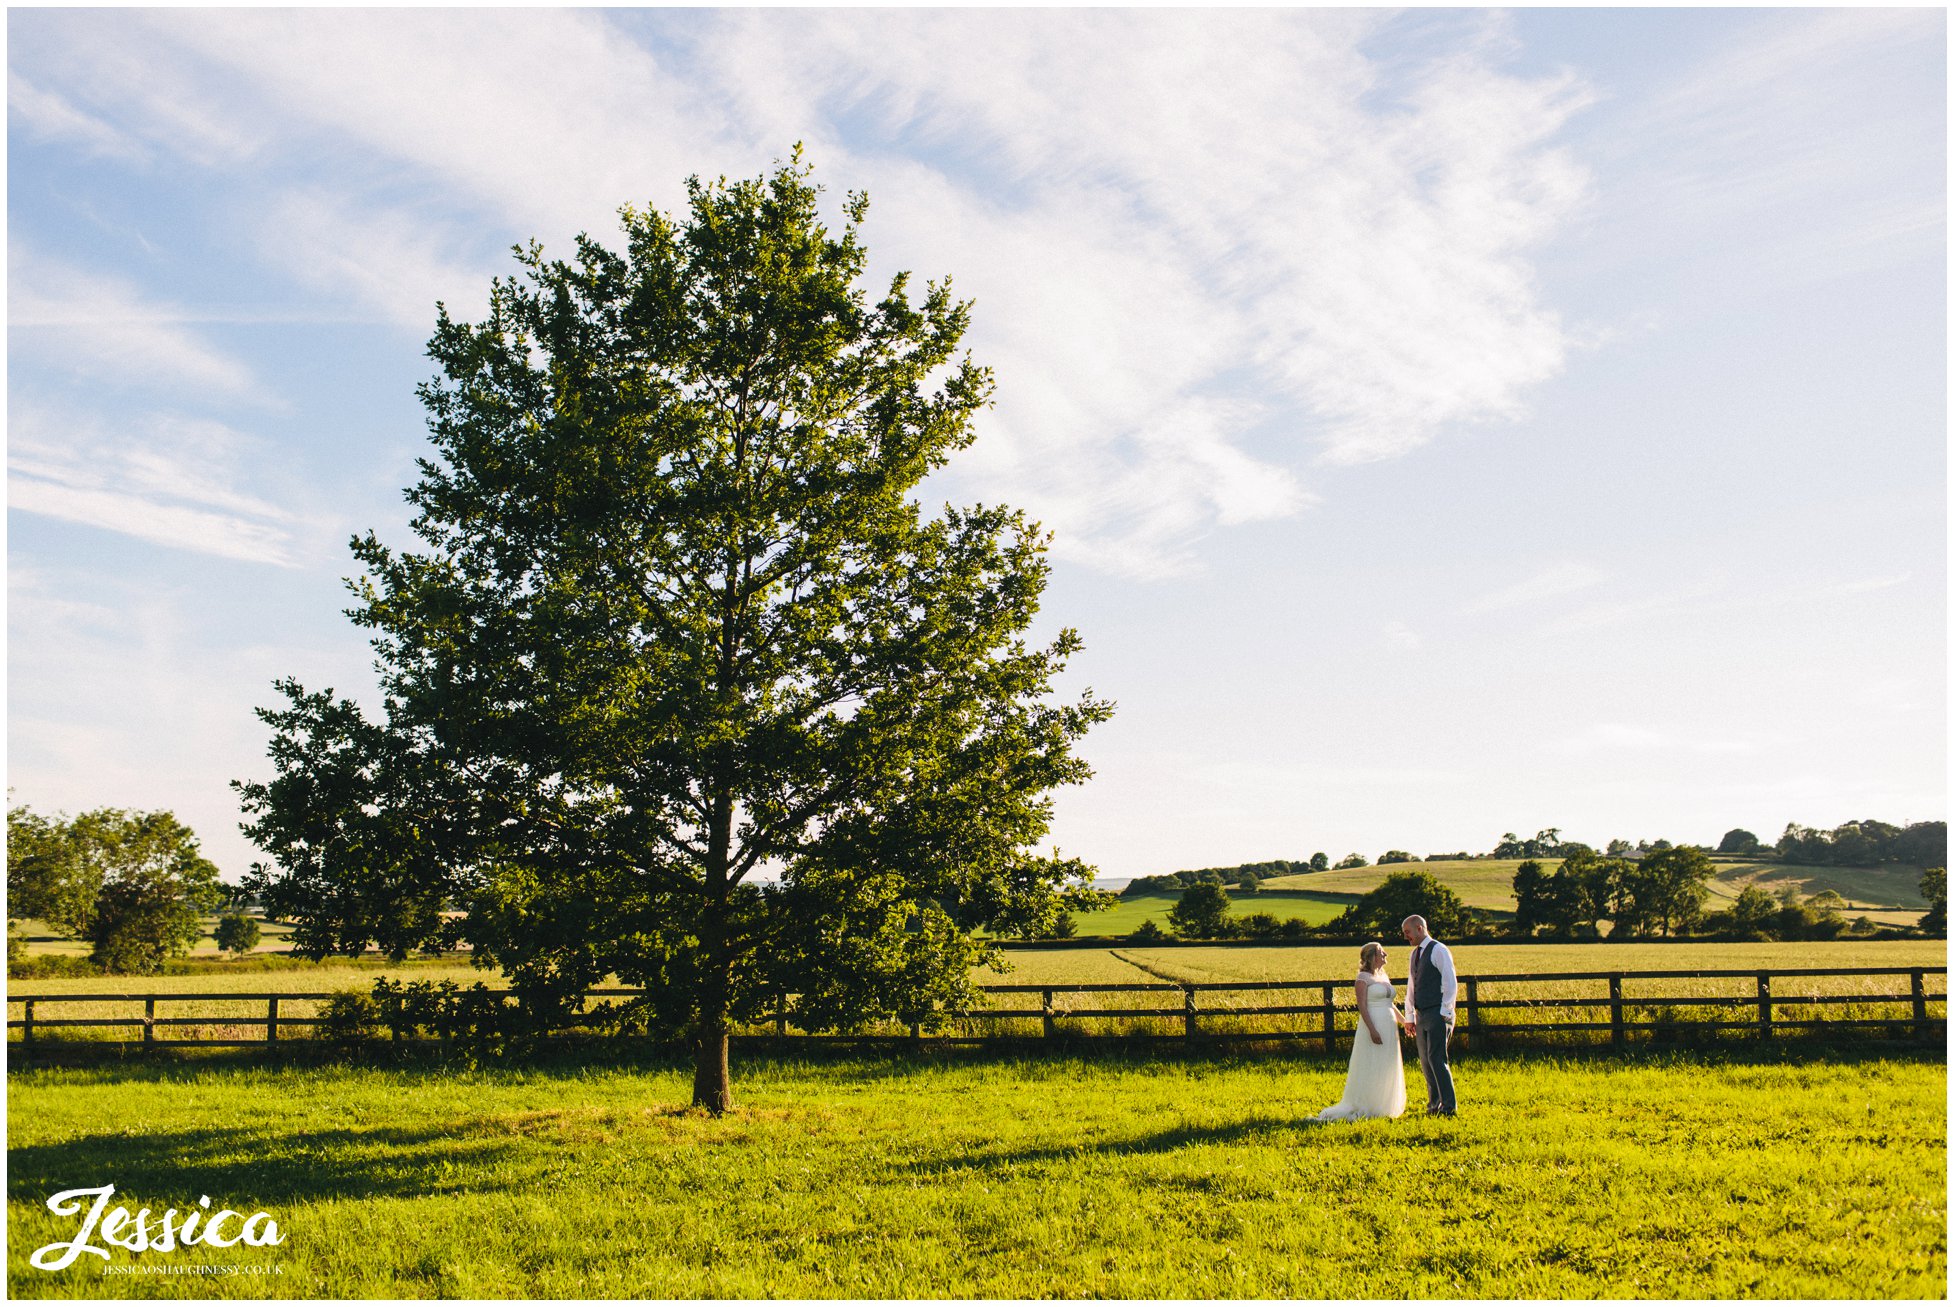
6 1047 1943 1298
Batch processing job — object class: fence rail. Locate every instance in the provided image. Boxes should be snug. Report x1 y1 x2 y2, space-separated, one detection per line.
7 967 1945 1051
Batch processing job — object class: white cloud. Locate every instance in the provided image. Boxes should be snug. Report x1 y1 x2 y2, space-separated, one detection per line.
8 407 320 566
1382 621 1423 652
9 250 270 402
1462 561 1605 614
5 562 377 878
20 8 1593 576
148 8 741 238
8 71 143 160
1615 8 1944 282
1554 723 1758 757
261 189 497 330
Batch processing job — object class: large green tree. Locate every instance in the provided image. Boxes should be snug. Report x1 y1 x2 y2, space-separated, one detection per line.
9 806 223 973
7 804 100 940
1167 882 1233 938
1609 845 1715 938
1335 869 1478 938
238 154 1112 1111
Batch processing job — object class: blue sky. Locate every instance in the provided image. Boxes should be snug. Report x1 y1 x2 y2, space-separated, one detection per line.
7 8 1945 882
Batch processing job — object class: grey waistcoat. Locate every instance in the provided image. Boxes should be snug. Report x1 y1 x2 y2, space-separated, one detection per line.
1410 942 1445 1013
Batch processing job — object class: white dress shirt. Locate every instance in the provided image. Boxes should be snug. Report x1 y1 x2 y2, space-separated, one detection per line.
1413 937 1458 1023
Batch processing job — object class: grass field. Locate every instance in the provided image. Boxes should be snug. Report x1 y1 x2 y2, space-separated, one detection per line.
1263 859 1533 908
1258 857 1931 923
6 1047 1942 1298
13 941 1938 1050
11 918 303 958
1071 890 1348 936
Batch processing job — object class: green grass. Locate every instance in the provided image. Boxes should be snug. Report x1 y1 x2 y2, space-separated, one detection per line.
1071 890 1349 936
6 1048 1943 1298
1703 861 1929 915
1100 938 1949 984
1263 859 1535 909
1257 856 1933 922
14 941 1942 1047
11 917 302 959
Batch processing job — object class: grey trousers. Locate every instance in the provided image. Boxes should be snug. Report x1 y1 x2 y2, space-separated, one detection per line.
1414 1010 1456 1114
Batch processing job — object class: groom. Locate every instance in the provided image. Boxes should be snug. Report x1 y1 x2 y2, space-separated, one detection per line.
1399 914 1458 1116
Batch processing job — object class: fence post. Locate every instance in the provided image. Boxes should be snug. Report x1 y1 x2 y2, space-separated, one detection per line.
1042 989 1057 1040
1608 974 1624 1048
23 999 35 1045
1183 985 1198 1040
1465 978 1481 1050
144 998 156 1046
775 991 788 1036
1911 969 1927 1040
267 996 280 1044
1321 982 1336 1052
1756 972 1772 1041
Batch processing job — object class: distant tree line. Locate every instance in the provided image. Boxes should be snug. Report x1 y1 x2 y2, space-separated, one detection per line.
1122 859 1319 897
1125 818 1946 904
1771 819 1945 868
1512 845 1946 942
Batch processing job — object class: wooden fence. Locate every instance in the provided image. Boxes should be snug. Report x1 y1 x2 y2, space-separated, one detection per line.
6 966 1945 1051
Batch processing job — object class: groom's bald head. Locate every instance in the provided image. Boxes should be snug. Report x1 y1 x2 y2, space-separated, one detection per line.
1401 915 1429 944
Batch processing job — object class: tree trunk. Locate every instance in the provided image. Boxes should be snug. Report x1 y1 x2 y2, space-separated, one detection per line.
691 1018 734 1114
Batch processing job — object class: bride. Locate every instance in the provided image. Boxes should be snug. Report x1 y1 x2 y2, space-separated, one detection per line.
1315 941 1408 1121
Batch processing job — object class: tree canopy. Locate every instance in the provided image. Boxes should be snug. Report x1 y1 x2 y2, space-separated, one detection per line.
8 805 223 973
1334 869 1478 938
1166 882 1233 938
237 153 1111 1110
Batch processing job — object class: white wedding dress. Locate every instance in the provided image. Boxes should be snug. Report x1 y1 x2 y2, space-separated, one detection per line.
1315 975 1408 1121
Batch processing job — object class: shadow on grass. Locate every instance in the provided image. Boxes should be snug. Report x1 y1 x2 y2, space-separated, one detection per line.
7 1122 527 1209
9 1028 1941 1091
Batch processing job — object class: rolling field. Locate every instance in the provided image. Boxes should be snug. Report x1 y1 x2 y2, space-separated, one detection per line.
1263 859 1532 909
1261 856 1931 917
1071 890 1348 936
7 1049 1943 1298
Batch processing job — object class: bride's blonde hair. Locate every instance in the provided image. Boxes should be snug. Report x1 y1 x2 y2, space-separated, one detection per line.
1359 941 1385 974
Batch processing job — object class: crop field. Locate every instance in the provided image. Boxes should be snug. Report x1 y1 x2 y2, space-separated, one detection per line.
986 938 1947 986
6 1048 1943 1298
10 940 1944 1049
962 940 1949 1043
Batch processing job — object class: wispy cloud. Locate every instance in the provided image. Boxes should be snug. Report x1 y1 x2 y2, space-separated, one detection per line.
1382 621 1423 652
260 189 497 329
9 250 272 402
8 71 143 160
8 407 321 566
1462 561 1605 614
1614 8 1945 281
1554 723 1759 757
27 8 1593 578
